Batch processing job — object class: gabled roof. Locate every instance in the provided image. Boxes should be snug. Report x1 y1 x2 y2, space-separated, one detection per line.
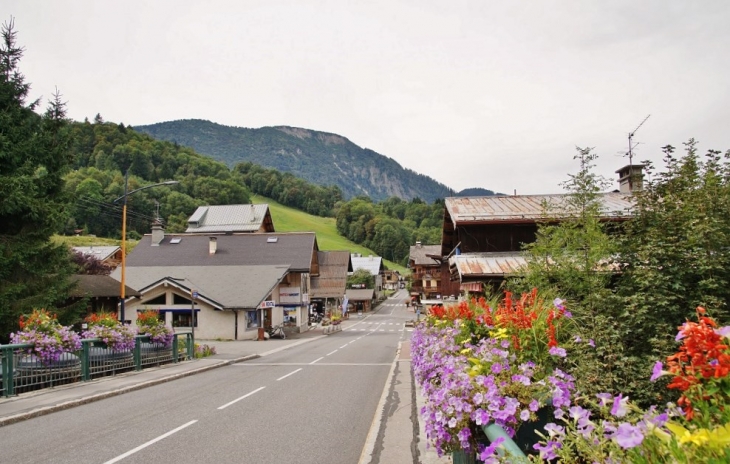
124 232 317 272
409 244 441 266
346 288 375 301
449 252 527 280
72 246 121 262
351 254 384 276
69 274 140 298
310 251 352 299
110 265 289 310
186 204 275 233
444 192 635 225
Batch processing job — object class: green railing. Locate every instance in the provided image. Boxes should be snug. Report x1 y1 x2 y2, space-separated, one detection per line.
1 333 194 398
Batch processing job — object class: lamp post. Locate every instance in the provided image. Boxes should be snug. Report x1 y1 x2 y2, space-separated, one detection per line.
114 171 179 324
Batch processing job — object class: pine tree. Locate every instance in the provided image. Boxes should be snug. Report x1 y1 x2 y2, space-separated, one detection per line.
0 19 78 341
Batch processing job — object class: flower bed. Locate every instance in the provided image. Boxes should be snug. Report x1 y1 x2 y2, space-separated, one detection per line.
413 292 730 462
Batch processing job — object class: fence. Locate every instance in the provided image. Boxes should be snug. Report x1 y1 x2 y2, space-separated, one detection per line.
0 333 194 398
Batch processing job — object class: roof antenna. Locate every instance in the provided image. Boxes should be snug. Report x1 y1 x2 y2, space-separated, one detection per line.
626 114 651 167
154 200 161 222
623 115 650 192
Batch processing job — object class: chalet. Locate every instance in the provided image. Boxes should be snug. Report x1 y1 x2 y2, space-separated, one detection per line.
110 227 318 340
440 165 642 293
67 274 139 314
185 204 275 233
382 269 402 291
72 246 123 268
408 242 446 301
309 251 353 317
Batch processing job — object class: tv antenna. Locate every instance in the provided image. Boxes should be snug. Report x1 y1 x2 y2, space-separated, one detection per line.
626 114 650 166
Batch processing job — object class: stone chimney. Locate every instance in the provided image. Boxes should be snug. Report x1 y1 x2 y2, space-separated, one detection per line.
151 221 165 246
209 236 218 255
615 164 645 193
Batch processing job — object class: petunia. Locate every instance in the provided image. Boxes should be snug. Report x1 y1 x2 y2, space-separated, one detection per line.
611 394 630 417
715 326 730 339
650 361 664 382
612 423 644 449
549 346 567 358
588 339 595 347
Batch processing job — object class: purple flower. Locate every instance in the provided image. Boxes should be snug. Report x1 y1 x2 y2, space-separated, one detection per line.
587 339 595 347
596 393 613 407
574 335 582 343
650 361 664 382
534 440 561 460
715 326 730 338
549 346 567 358
611 394 630 418
529 400 540 412
553 298 565 309
479 436 505 462
612 423 644 449
520 409 530 421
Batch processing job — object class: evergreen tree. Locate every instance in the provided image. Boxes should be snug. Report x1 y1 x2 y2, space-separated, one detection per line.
0 19 78 340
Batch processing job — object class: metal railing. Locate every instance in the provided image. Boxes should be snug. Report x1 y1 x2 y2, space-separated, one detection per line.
1 333 194 398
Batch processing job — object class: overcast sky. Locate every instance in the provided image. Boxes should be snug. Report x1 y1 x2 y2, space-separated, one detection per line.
5 0 729 195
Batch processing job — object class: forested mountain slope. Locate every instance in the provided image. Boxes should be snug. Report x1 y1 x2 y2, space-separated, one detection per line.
134 119 474 202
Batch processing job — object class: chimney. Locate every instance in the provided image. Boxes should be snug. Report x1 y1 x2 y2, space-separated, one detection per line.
416 241 422 248
209 236 218 254
615 164 645 193
151 221 165 246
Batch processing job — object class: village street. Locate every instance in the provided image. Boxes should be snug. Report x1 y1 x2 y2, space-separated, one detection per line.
0 292 426 464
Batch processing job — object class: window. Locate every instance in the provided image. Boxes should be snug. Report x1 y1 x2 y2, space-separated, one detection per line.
142 294 166 305
173 293 192 305
246 310 260 330
172 312 197 328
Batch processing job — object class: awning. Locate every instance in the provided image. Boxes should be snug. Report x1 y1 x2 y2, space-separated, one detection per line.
460 282 483 292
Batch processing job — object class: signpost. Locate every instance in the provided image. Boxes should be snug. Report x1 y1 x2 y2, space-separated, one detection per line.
191 290 198 342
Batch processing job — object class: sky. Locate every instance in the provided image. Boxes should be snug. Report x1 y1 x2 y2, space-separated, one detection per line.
5 0 730 195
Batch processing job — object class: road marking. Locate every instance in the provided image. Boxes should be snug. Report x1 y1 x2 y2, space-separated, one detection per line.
277 368 302 381
348 340 356 344
340 344 348 349
103 420 198 464
233 362 390 366
310 357 324 364
217 387 265 410
326 350 338 356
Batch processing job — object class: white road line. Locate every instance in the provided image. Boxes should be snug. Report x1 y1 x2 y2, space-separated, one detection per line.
277 368 302 381
340 344 348 349
217 387 265 410
348 340 356 344
326 350 338 356
103 420 198 464
310 357 324 364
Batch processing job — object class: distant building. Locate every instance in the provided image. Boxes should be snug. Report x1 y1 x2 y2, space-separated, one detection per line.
350 254 384 299
186 204 275 233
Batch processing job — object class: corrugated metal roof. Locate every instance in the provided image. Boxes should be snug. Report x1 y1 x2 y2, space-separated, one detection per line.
351 255 383 276
186 204 272 233
311 251 352 298
445 192 635 224
123 232 317 272
111 265 288 309
449 252 528 278
409 244 441 266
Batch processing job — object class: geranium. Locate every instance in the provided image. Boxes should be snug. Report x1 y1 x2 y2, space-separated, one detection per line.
81 311 136 351
10 308 82 365
136 310 174 347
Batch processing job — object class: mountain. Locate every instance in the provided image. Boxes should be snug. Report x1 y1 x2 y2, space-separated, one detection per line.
133 119 460 203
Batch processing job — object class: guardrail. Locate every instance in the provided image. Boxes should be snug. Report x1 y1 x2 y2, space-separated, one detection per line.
1 333 194 398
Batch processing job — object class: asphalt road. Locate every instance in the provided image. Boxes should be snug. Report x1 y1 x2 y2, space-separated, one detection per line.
0 292 416 464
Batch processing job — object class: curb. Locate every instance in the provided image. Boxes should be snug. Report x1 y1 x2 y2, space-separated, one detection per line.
0 354 260 428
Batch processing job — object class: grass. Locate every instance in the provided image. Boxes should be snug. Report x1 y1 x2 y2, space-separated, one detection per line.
252 194 406 273
55 196 407 273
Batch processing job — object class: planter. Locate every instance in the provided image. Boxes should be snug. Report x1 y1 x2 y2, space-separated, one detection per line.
451 449 477 464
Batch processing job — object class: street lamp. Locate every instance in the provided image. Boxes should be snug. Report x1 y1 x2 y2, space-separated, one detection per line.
114 170 179 324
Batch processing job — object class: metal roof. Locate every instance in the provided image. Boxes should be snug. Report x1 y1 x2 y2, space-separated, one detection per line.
186 204 274 233
72 246 120 262
310 251 352 298
449 252 528 278
444 192 635 224
409 244 441 266
110 265 289 310
125 232 317 272
351 255 383 276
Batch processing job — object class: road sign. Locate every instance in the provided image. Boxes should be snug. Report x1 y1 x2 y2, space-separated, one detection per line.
192 290 198 299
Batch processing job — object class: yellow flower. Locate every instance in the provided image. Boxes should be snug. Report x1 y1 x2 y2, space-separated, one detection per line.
489 328 509 340
666 422 730 449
